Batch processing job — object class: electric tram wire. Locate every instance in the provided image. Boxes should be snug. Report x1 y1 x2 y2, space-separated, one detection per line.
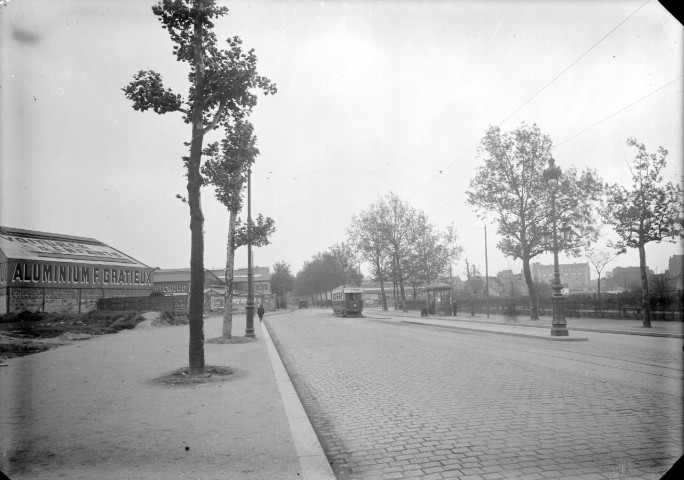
404 0 653 202
497 0 651 127
554 76 683 149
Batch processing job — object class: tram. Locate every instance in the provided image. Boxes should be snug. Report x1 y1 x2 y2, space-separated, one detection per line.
331 285 364 317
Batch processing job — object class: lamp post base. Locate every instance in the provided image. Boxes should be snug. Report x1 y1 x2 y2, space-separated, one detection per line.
550 327 569 337
245 306 255 338
551 291 568 337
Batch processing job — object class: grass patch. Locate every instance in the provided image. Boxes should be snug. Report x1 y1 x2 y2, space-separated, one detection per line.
0 310 146 338
0 342 55 357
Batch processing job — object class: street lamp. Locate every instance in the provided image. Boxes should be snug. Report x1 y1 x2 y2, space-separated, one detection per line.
542 157 569 337
245 168 255 338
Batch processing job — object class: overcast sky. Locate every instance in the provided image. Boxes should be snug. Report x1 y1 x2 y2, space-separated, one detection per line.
1 0 682 280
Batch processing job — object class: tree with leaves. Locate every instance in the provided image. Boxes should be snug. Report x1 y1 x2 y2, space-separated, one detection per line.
404 222 462 300
329 242 363 287
294 247 363 304
122 0 275 373
348 203 393 310
270 261 294 309
202 120 275 339
467 122 603 320
374 192 423 312
602 138 683 327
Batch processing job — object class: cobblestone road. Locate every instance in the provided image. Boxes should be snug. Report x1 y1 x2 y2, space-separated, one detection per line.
267 309 683 480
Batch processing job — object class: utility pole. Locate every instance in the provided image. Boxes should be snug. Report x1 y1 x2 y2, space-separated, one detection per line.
485 225 490 318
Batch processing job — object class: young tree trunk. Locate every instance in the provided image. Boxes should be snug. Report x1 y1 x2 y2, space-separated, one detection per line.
222 209 238 338
376 257 388 311
186 12 208 375
394 250 408 312
522 257 539 320
597 273 602 315
639 243 651 327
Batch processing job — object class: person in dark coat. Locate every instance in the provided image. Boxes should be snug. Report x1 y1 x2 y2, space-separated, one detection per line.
257 304 265 322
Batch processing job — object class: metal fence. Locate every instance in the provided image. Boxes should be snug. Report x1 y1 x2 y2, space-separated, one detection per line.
456 291 683 321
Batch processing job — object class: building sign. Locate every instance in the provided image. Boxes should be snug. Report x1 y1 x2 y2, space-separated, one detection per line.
154 282 189 294
0 234 146 268
3 261 153 288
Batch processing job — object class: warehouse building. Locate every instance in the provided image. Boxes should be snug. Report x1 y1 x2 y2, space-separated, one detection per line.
0 226 154 314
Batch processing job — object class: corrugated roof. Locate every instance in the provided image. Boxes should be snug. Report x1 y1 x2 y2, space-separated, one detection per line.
212 266 271 282
0 226 149 268
153 268 223 285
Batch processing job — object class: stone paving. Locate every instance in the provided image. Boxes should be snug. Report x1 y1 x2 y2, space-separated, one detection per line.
267 310 683 480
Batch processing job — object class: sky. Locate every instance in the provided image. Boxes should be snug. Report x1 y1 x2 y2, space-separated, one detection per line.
1 0 682 281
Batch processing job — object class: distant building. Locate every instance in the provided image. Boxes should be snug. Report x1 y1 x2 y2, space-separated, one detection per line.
496 270 528 297
606 266 654 292
0 226 153 314
480 277 504 298
668 255 684 276
152 268 223 295
531 262 591 294
665 255 683 291
209 266 272 294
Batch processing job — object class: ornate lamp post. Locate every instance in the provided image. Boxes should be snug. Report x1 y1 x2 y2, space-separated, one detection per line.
245 168 255 338
542 158 569 337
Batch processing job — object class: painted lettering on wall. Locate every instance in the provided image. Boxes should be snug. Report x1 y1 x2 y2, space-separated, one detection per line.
9 262 153 287
154 283 189 293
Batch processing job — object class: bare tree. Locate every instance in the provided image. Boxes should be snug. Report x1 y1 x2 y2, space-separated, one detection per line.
585 247 615 315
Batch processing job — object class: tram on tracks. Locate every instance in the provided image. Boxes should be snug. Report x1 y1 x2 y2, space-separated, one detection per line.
331 285 364 317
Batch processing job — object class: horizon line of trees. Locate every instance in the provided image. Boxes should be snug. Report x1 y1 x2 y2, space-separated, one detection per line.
284 123 682 328
292 192 463 311
466 122 682 328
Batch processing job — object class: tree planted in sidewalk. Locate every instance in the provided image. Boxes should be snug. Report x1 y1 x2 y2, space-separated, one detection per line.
122 0 275 373
467 123 602 321
601 138 683 327
203 120 275 339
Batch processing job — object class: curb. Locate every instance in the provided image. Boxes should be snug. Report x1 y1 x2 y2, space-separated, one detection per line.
262 320 335 480
401 320 589 341
366 310 682 339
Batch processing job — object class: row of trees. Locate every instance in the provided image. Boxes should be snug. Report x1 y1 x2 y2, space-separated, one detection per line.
294 193 463 311
466 123 683 327
122 0 277 374
289 123 681 328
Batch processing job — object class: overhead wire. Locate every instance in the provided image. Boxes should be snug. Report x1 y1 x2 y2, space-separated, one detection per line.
554 76 683 149
406 0 653 203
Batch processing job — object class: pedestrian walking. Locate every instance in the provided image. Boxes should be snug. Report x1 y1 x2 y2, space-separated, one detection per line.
257 304 264 322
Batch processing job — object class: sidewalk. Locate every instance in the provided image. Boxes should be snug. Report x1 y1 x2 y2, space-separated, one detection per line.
0 311 329 480
364 307 684 339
